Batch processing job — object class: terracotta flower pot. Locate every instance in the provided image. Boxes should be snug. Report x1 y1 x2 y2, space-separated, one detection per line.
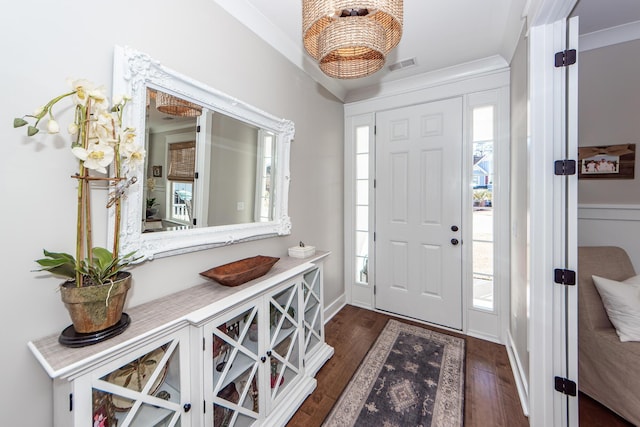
59 272 132 333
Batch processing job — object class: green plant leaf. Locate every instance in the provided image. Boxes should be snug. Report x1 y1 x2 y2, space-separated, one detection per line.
34 250 76 279
92 247 115 270
42 249 75 261
27 125 39 136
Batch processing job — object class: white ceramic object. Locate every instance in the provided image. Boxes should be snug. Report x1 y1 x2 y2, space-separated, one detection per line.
288 245 316 258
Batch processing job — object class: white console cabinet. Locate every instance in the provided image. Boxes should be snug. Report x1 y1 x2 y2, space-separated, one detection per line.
29 252 332 427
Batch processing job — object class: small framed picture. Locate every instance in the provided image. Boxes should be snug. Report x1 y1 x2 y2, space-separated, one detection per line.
578 144 636 180
152 165 162 178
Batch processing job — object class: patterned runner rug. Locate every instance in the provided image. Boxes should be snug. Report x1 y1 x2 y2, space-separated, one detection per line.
323 319 465 427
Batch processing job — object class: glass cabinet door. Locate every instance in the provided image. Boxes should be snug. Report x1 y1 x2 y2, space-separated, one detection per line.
90 330 189 427
267 282 302 405
208 303 262 426
302 267 323 359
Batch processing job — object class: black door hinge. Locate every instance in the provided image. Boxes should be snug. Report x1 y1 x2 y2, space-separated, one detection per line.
555 160 576 176
555 49 577 67
69 393 73 411
194 172 199 179
554 269 576 286
555 376 577 396
197 125 201 132
193 218 197 226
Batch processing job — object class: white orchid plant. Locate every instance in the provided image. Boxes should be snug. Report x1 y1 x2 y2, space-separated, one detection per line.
14 79 145 287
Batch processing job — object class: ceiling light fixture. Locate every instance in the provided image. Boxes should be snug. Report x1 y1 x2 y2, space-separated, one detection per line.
303 1 403 79
155 92 202 117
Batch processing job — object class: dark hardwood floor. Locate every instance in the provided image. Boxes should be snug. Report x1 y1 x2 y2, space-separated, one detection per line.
579 392 634 427
287 305 632 427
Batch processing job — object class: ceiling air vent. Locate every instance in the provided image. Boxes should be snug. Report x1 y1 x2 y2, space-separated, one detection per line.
389 58 416 72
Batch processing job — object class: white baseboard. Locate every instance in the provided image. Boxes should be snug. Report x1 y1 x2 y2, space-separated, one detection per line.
324 293 347 324
506 330 530 417
466 329 502 345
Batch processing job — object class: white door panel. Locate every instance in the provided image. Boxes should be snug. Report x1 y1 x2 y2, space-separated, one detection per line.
375 97 463 329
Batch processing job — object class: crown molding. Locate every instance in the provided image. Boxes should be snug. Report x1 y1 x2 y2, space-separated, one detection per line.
345 55 509 103
580 20 640 52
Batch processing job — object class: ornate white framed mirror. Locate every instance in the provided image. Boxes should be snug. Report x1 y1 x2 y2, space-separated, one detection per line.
109 46 293 260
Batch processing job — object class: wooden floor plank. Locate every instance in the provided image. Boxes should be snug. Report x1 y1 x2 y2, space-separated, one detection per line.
579 392 634 427
287 305 627 427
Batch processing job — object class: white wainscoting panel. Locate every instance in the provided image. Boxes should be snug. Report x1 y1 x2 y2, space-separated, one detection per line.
578 204 640 270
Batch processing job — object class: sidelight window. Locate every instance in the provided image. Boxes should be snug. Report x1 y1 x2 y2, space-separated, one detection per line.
355 126 370 284
472 105 495 310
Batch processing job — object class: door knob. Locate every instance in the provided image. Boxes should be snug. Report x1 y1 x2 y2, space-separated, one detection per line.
183 403 192 413
451 225 459 232
451 238 459 245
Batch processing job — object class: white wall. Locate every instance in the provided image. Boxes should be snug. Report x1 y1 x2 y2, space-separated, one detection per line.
509 26 530 408
578 205 640 270
0 1 344 425
578 39 640 204
577 39 640 267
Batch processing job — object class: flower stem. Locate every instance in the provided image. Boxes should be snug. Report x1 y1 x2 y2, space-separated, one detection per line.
111 115 121 264
84 100 93 270
75 175 84 287
34 90 76 128
75 102 86 286
74 99 94 287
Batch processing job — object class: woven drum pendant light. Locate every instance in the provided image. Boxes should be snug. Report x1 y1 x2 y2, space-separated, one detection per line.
155 91 203 117
303 0 403 79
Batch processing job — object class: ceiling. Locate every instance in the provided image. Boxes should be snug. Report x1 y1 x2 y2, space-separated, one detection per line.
213 0 640 102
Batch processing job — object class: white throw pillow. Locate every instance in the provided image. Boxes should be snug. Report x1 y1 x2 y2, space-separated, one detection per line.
592 275 640 342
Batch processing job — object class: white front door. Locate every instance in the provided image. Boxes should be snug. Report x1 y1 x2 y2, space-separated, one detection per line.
375 97 463 329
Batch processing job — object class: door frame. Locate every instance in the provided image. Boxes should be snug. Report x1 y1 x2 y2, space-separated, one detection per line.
527 1 579 426
344 69 511 343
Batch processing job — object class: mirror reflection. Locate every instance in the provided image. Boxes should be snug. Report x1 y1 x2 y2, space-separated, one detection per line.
143 88 275 233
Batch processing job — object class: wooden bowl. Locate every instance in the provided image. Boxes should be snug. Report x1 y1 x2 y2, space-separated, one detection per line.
200 255 280 287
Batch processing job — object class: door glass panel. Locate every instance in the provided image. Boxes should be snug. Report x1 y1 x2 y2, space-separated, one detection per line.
269 284 300 401
170 181 193 225
472 105 495 311
302 269 322 356
212 306 260 426
93 339 182 426
130 403 175 426
356 153 368 179
356 206 368 231
356 180 369 205
355 125 370 285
